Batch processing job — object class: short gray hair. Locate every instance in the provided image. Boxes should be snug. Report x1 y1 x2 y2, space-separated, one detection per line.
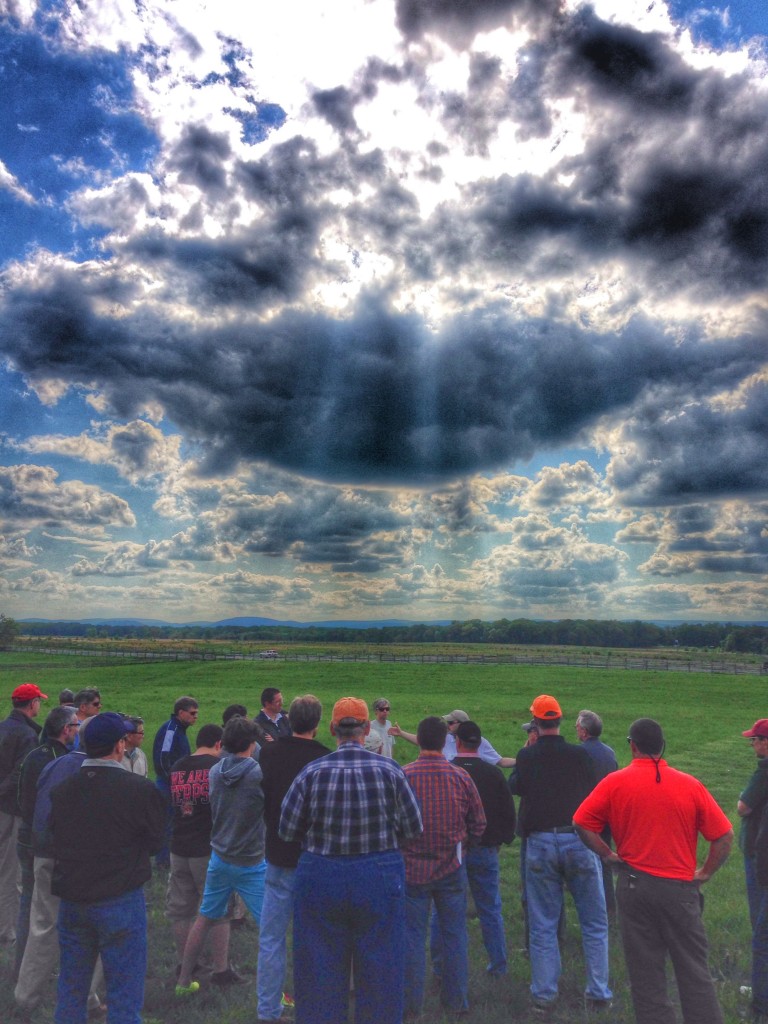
576 709 603 737
45 705 77 739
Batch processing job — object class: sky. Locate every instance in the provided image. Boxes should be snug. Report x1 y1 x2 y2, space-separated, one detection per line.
1 0 768 625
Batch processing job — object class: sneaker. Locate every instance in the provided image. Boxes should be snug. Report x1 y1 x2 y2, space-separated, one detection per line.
281 992 295 1008
175 981 201 997
585 997 613 1012
531 998 556 1017
211 966 249 986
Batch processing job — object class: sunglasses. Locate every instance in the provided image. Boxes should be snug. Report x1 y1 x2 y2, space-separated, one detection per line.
378 706 391 712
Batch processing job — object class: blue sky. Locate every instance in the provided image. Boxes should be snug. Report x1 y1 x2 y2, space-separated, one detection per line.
1 0 767 624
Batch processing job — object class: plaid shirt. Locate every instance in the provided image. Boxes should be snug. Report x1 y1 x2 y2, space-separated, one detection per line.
279 741 423 856
402 751 486 885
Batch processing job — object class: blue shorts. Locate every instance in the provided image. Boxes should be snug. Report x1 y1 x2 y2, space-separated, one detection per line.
199 851 266 922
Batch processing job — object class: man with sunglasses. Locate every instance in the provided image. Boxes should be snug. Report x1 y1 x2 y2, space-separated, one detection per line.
365 698 396 758
121 717 148 776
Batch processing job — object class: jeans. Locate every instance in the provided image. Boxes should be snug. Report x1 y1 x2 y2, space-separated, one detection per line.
746 855 768 1015
294 850 405 1024
257 863 296 1020
406 864 469 1016
617 868 723 1024
525 831 611 1005
55 887 147 1024
432 846 506 975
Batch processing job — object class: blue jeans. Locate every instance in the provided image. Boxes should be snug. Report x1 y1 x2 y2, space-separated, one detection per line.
55 887 146 1024
432 846 506 975
526 831 611 1005
294 850 405 1024
746 854 768 1014
406 865 469 1016
257 863 296 1020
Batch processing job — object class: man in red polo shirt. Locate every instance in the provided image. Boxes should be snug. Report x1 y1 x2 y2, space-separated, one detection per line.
573 717 733 1024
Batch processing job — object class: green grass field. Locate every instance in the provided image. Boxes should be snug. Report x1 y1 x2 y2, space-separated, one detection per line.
0 652 760 1022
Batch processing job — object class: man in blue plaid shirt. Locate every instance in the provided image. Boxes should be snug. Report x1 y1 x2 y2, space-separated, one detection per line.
280 696 423 1024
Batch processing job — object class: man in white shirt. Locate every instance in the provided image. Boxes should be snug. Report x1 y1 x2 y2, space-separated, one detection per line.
364 698 396 758
391 710 515 768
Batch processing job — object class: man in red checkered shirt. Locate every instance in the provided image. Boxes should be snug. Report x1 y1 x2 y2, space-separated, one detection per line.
402 716 486 1018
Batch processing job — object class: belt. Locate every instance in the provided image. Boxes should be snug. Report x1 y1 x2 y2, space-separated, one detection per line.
530 826 576 835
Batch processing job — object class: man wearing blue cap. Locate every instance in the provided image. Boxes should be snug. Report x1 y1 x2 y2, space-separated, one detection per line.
50 711 166 1024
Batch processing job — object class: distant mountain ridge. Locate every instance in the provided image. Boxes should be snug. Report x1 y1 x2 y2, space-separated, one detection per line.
19 616 454 629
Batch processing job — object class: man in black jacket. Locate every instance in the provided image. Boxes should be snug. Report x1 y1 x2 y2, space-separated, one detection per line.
15 705 78 974
450 720 516 977
50 711 166 1024
256 694 330 1022
0 682 46 943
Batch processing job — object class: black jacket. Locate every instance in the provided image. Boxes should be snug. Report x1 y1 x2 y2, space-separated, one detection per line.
0 710 42 815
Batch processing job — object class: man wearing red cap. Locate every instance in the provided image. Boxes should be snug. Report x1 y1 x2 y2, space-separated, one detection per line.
280 696 423 1024
510 694 611 1014
739 719 768 1022
0 683 46 943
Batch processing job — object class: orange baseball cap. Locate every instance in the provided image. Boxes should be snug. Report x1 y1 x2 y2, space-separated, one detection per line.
530 694 562 720
332 697 369 724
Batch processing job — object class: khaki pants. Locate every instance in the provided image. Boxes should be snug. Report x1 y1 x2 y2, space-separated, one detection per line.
14 857 103 1011
0 809 20 942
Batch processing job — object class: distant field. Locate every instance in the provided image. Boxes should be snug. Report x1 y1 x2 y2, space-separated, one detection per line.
0 652 759 1023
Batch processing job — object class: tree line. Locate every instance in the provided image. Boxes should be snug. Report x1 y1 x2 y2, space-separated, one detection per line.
3 614 768 653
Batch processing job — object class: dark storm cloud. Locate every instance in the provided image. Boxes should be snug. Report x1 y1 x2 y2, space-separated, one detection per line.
607 372 768 504
2 270 766 493
311 86 359 134
395 0 564 46
171 125 232 194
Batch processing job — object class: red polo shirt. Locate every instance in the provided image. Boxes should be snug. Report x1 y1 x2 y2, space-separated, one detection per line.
574 758 732 881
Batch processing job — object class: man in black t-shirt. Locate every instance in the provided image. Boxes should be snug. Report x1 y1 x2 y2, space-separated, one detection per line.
167 723 234 981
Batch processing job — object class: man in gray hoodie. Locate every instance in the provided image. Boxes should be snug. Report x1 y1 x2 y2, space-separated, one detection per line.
175 716 265 995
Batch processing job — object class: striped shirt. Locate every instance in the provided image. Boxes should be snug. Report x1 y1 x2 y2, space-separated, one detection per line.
279 742 423 856
402 751 486 885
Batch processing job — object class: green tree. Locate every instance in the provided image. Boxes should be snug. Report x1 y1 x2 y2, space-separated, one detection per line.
0 614 19 650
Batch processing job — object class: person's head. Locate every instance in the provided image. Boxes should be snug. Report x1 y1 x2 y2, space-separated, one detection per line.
83 711 133 759
628 718 665 757
743 719 768 760
417 716 448 752
576 709 603 742
44 704 79 745
260 688 283 715
288 695 322 736
373 698 391 721
530 694 562 732
74 688 102 719
11 683 47 718
123 716 145 751
195 723 224 752
330 697 369 743
58 688 75 706
442 710 469 735
222 703 247 724
173 696 199 728
455 720 481 752
222 715 260 754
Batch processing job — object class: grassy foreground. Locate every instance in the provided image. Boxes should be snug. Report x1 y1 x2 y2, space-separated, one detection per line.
0 652 760 1022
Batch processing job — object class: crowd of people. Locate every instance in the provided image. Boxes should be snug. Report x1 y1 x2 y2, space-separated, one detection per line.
0 680 753 1024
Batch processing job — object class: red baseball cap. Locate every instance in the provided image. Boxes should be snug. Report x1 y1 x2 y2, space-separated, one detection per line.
743 719 768 739
12 683 48 702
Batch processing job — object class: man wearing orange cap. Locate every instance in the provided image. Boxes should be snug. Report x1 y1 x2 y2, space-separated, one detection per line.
510 694 611 1014
0 683 46 943
280 697 423 1024
739 719 768 1022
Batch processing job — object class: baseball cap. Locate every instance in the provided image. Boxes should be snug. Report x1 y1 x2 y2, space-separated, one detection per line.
12 683 48 702
332 697 369 725
456 721 482 745
743 719 768 739
530 695 562 720
442 710 469 724
83 711 133 752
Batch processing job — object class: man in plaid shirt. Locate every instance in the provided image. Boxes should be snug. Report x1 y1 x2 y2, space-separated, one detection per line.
401 716 486 1018
279 696 423 1024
